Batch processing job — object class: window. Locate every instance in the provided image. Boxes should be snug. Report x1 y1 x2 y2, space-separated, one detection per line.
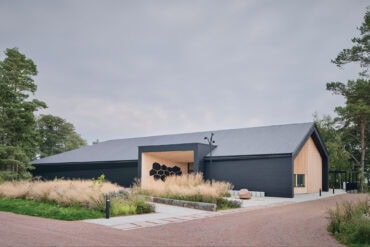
187 162 194 173
294 174 305 187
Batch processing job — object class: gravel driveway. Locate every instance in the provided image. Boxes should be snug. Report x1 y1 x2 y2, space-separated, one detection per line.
0 193 367 247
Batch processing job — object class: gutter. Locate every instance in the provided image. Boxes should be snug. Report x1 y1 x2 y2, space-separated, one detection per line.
203 153 292 162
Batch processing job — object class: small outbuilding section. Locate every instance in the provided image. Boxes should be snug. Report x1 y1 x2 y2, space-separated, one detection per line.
32 122 328 198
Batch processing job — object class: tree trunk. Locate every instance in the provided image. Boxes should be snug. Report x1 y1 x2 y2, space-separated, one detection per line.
360 120 366 192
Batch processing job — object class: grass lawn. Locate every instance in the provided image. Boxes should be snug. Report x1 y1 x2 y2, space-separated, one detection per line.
0 197 104 220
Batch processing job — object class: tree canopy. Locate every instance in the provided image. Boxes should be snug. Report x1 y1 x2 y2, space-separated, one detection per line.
37 114 86 158
327 7 370 191
0 48 86 181
0 48 48 180
332 8 370 77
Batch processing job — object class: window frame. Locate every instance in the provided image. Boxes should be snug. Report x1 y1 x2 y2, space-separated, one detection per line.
294 174 305 187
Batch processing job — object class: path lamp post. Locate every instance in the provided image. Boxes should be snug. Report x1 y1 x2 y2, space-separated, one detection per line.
105 195 110 219
204 133 215 167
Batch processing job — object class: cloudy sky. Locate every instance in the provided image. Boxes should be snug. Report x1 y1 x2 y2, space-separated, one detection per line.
0 1 368 143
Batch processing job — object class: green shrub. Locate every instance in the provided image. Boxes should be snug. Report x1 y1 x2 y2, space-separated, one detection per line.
327 200 370 246
216 198 242 210
350 218 370 244
0 171 32 181
135 198 155 214
92 174 105 185
110 199 136 216
110 197 154 216
158 193 215 204
0 171 19 181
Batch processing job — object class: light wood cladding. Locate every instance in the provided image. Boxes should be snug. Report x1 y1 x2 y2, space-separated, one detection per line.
141 151 194 189
294 137 322 194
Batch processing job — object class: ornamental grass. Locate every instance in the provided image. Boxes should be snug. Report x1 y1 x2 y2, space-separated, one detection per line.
135 173 232 203
0 179 122 210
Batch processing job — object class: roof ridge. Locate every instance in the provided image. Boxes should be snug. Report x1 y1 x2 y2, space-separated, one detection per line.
104 122 314 142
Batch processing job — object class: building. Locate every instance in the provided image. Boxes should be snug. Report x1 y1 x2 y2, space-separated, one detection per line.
32 122 328 197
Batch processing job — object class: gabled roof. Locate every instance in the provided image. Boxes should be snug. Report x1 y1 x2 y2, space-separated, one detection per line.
33 122 323 165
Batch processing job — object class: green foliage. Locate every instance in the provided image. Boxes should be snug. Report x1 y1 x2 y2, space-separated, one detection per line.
110 197 154 216
216 198 242 210
326 79 370 191
110 199 136 216
138 190 241 211
0 171 32 181
326 79 370 125
139 190 215 204
36 114 87 158
91 174 106 187
328 8 370 191
135 198 155 214
315 114 351 172
331 8 370 77
327 200 370 246
0 48 47 160
0 146 34 181
0 197 104 220
0 48 47 180
0 48 86 181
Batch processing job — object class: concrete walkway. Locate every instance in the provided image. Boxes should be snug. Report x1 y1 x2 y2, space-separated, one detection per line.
238 189 346 208
83 189 346 231
84 203 214 230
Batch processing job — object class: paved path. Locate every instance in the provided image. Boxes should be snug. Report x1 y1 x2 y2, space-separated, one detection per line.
84 203 215 230
1 193 366 246
84 190 346 231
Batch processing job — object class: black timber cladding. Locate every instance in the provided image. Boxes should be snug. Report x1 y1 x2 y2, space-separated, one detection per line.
33 161 138 187
203 154 294 198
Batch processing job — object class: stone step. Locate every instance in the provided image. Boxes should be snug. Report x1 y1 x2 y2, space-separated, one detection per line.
229 190 265 198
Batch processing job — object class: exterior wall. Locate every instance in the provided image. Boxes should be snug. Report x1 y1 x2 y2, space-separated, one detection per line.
204 155 293 198
141 151 192 189
294 137 322 194
33 162 138 187
138 143 210 181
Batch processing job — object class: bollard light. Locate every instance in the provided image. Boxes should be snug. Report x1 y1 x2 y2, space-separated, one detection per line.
319 188 321 197
106 197 110 219
332 187 335 194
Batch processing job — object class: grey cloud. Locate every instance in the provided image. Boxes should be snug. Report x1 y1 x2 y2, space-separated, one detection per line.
0 0 367 143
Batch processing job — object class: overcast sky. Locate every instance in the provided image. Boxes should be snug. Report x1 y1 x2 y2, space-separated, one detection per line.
0 1 368 143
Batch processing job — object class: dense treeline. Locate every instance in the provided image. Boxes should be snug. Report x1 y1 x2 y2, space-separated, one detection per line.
0 48 86 181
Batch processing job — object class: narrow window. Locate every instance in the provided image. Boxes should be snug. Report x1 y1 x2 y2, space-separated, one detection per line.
294 174 305 187
187 162 194 173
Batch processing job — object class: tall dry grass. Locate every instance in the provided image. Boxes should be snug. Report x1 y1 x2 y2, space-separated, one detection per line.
0 179 123 209
136 173 232 203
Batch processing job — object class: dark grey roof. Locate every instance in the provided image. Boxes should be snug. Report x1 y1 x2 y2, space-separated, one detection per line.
32 122 316 165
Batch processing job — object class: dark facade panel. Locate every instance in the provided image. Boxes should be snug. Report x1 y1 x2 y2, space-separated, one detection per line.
203 156 293 197
33 162 138 187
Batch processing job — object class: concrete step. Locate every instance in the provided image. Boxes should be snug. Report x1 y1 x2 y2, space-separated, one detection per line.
229 190 265 198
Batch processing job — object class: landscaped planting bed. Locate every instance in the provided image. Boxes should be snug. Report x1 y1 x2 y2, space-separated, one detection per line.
0 178 154 220
135 173 241 210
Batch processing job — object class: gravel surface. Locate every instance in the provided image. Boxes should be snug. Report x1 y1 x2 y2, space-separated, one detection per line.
0 193 367 247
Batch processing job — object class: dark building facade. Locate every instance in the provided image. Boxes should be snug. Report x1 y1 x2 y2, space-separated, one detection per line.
33 122 328 198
